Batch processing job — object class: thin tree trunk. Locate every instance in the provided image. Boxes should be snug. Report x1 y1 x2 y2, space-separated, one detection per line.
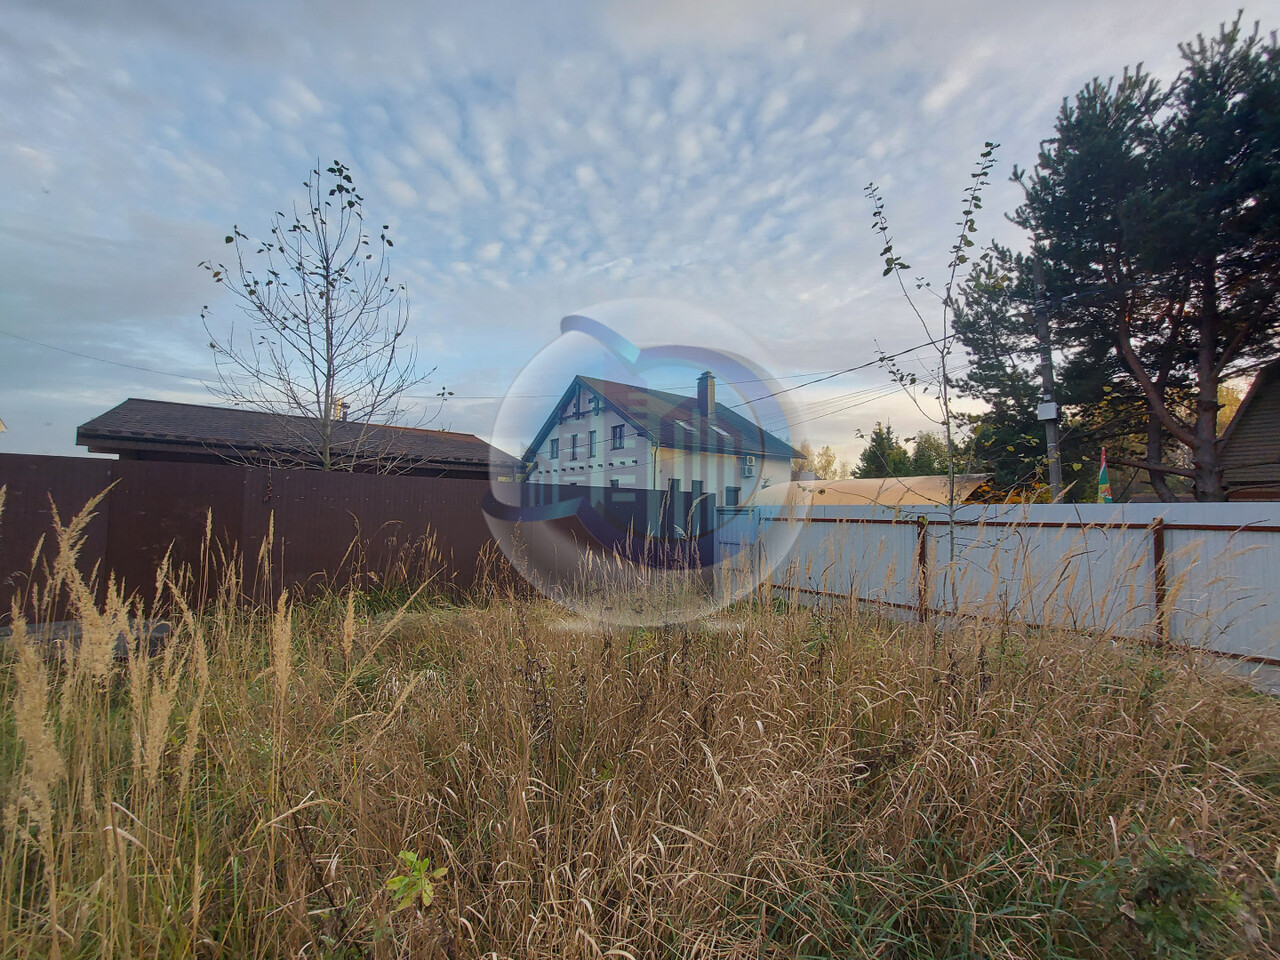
1145 414 1177 502
1193 261 1226 501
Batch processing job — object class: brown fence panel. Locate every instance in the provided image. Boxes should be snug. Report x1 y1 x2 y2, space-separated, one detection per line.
104 460 248 607
262 469 495 597
0 454 114 619
0 453 499 619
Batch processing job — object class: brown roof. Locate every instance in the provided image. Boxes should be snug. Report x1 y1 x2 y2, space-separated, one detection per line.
77 398 519 471
570 376 801 459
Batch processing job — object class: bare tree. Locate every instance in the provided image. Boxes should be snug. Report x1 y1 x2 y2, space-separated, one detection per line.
865 142 999 597
201 161 439 471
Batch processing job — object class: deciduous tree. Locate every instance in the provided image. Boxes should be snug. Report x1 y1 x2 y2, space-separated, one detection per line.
910 431 956 476
795 441 844 479
202 161 438 471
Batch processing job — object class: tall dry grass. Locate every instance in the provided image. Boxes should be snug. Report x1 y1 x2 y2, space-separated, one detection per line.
1 495 1279 958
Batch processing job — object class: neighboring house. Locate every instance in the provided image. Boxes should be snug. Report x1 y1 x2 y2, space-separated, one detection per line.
1221 359 1280 500
77 398 520 480
522 373 801 505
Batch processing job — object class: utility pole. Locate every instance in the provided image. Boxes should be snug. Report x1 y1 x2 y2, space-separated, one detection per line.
1032 260 1064 502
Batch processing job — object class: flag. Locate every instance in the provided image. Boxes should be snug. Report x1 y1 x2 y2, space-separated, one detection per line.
1097 447 1113 503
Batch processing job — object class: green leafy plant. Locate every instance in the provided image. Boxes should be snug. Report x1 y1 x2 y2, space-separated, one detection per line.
1084 838 1238 958
386 850 447 913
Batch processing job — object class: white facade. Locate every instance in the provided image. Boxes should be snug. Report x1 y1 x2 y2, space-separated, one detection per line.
525 381 792 505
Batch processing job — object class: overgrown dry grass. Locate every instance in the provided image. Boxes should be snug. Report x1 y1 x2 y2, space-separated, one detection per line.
3 494 1280 958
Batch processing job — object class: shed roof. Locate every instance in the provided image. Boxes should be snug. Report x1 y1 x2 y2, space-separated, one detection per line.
78 398 519 471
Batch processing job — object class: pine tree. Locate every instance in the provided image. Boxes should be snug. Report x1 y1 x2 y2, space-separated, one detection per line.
957 16 1280 501
855 423 912 479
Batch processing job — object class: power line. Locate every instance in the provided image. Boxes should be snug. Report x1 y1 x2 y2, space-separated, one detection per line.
744 352 974 431
521 360 977 482
2 318 972 447
787 362 975 430
2 320 957 416
517 347 975 473
723 333 958 410
416 335 958 403
0 327 211 384
405 361 887 403
743 361 974 438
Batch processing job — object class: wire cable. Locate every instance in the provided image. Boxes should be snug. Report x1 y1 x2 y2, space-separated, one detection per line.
0 327 211 383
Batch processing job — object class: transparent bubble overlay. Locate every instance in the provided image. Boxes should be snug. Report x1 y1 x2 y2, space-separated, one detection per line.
484 300 809 627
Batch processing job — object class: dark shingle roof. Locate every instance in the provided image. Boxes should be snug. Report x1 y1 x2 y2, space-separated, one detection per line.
77 398 519 470
576 376 801 459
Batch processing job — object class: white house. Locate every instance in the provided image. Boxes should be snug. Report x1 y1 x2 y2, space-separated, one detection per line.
522 373 799 506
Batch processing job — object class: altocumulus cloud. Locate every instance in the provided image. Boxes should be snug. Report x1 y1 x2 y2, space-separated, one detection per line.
1 0 1272 461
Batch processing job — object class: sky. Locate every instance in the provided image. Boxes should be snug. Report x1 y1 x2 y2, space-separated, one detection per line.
3 0 1277 465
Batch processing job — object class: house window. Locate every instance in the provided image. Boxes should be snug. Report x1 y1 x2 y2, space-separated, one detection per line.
588 430 597 458
611 424 625 449
549 438 559 459
668 479 681 494
610 478 621 488
724 486 741 507
570 434 578 460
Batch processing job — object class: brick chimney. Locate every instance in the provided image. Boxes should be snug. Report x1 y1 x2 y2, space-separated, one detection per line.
697 371 715 419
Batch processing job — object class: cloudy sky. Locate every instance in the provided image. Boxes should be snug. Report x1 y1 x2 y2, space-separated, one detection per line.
3 0 1275 464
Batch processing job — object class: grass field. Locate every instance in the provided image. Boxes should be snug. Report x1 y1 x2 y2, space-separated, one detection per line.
4 492 1280 958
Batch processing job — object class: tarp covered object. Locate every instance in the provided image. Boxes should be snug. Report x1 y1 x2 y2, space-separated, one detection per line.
746 474 992 508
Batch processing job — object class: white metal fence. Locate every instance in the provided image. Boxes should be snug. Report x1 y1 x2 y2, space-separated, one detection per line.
716 502 1280 664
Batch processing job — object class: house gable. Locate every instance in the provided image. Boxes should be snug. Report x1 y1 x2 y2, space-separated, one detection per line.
521 376 655 464
1221 360 1280 496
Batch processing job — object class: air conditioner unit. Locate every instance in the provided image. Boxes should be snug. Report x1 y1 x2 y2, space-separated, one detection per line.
745 455 756 466
741 464 755 478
